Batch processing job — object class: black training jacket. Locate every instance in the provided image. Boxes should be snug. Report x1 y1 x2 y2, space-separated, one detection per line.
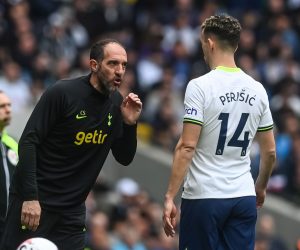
11 74 137 211
0 132 18 227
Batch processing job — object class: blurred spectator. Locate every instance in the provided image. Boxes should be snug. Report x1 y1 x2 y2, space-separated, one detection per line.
238 53 261 81
98 0 132 34
111 223 147 250
53 57 72 81
115 178 140 198
154 229 178 250
143 65 183 123
86 210 112 250
73 0 101 40
161 12 198 56
252 110 300 197
270 78 300 117
266 111 297 193
11 29 38 74
0 60 31 112
287 133 300 202
70 49 91 78
40 7 80 64
255 213 289 250
0 91 18 237
170 40 192 91
30 51 54 102
151 96 181 151
136 50 164 96
118 67 137 98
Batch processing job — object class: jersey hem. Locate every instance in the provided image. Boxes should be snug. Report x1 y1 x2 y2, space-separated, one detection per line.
181 191 256 199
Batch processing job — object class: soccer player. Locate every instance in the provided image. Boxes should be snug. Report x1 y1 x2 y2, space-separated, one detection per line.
0 91 18 237
0 39 142 250
162 15 276 250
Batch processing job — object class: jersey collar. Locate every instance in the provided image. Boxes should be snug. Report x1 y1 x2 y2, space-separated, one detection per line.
215 66 241 72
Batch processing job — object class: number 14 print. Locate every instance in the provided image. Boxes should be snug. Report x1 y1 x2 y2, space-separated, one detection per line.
216 113 250 156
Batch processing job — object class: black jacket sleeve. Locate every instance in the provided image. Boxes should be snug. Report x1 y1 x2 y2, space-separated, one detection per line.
16 84 65 200
111 123 137 166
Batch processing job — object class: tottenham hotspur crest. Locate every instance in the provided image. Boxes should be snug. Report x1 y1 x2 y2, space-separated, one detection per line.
107 113 112 126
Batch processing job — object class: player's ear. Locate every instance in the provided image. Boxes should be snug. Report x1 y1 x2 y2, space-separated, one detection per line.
207 38 214 51
90 59 99 72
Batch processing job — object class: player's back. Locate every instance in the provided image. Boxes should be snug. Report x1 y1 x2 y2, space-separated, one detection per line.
182 67 273 199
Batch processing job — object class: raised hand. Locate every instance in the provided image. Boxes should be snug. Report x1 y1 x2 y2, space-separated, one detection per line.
121 93 142 125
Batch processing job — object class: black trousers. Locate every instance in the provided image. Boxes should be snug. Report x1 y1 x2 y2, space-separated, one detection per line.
0 195 86 250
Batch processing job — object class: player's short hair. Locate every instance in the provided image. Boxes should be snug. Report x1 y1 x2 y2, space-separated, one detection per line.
90 38 125 62
201 15 241 51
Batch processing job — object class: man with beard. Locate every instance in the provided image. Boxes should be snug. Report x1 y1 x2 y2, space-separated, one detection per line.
0 39 142 250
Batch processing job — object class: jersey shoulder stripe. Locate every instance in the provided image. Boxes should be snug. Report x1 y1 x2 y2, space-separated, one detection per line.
257 124 273 132
183 118 203 126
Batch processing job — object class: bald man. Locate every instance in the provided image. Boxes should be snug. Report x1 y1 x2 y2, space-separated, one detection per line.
0 91 18 237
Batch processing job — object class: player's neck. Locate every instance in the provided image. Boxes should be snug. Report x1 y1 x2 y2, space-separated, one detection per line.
209 53 237 70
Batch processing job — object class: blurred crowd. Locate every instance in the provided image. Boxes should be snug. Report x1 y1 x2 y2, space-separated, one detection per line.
0 0 300 248
85 177 292 250
85 177 291 250
85 177 179 250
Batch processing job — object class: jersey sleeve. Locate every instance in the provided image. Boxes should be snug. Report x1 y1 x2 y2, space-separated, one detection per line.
257 88 273 132
111 123 137 165
15 83 66 200
110 91 137 165
183 79 204 126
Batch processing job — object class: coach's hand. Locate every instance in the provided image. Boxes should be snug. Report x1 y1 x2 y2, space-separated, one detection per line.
163 198 177 237
21 200 41 231
121 93 142 125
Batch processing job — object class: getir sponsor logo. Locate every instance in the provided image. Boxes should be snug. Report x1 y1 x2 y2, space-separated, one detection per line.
74 130 108 145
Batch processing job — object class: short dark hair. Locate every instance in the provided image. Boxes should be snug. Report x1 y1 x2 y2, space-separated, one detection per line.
90 38 125 61
201 15 241 50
